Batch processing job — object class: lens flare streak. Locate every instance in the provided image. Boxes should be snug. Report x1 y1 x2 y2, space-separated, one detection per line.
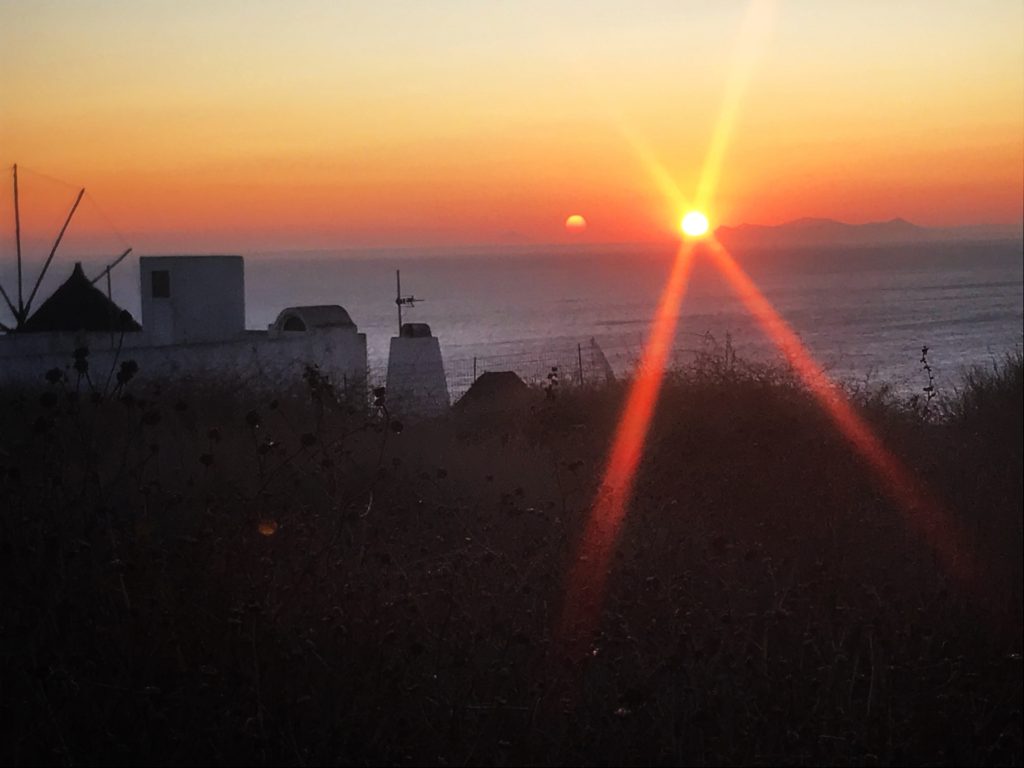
559 0 778 648
560 242 697 640
557 0 976 666
694 0 776 212
705 240 976 584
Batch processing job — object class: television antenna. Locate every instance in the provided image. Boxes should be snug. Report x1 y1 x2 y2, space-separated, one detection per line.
395 269 422 335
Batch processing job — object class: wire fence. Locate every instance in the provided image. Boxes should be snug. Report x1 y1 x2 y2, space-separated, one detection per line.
366 332 730 404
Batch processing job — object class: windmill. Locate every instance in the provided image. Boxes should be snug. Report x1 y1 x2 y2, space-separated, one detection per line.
0 164 131 332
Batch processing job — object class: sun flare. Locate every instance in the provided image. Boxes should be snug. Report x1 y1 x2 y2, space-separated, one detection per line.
681 211 709 237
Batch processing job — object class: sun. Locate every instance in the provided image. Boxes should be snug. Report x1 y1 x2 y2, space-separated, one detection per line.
565 214 587 232
681 211 709 237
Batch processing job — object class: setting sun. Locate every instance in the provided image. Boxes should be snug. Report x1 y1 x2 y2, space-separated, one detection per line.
681 211 709 237
565 214 587 232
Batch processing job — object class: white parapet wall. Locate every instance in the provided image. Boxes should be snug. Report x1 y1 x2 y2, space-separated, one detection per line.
0 327 367 395
386 336 450 417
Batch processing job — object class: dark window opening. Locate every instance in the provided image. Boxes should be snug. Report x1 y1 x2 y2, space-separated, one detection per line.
282 315 306 331
151 270 170 298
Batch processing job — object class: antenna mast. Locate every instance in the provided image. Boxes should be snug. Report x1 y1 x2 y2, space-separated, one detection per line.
395 269 421 335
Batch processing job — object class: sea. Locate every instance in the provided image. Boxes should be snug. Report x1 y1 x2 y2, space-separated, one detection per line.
6 238 1023 397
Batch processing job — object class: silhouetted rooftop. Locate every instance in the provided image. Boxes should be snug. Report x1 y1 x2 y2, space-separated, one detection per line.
454 370 529 412
272 305 356 332
19 262 141 333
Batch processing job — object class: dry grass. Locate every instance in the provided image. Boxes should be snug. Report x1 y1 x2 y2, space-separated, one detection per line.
0 351 1020 765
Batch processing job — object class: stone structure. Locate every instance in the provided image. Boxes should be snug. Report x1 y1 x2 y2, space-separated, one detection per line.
385 322 449 418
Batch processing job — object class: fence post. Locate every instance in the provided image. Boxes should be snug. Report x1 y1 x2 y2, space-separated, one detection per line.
473 356 477 382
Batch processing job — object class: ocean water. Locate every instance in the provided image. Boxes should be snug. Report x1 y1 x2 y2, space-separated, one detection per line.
242 239 1023 394
4 239 1022 395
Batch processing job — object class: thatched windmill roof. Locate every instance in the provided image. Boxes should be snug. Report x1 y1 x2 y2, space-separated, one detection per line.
18 262 141 333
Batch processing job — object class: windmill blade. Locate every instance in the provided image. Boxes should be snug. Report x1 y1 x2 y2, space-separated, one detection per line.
22 187 85 319
90 247 133 285
13 164 24 319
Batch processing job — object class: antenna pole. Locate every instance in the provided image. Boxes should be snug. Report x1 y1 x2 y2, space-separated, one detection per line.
13 164 24 319
394 269 421 335
23 186 85 318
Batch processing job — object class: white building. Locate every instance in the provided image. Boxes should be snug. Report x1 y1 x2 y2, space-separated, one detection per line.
140 256 246 345
1 256 367 395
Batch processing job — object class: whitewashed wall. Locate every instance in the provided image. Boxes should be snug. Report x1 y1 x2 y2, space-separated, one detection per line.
0 327 366 394
385 336 450 418
140 256 246 345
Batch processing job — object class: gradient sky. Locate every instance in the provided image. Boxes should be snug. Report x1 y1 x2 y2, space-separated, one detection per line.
1 0 1022 251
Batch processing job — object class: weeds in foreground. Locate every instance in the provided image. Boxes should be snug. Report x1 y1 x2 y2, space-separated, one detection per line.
945 349 1024 424
0 346 1020 765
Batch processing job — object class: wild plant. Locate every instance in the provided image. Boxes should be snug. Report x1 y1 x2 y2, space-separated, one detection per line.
917 344 937 418
0 340 1020 765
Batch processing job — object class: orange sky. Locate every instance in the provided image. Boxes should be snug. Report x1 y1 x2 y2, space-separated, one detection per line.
1 0 1022 252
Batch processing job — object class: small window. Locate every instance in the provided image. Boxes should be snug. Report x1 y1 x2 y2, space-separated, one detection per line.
151 270 170 298
282 316 306 331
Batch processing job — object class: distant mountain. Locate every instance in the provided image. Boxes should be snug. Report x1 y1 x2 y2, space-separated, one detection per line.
714 217 1021 248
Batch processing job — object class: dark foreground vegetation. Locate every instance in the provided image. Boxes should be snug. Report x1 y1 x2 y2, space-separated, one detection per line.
1 348 1021 766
